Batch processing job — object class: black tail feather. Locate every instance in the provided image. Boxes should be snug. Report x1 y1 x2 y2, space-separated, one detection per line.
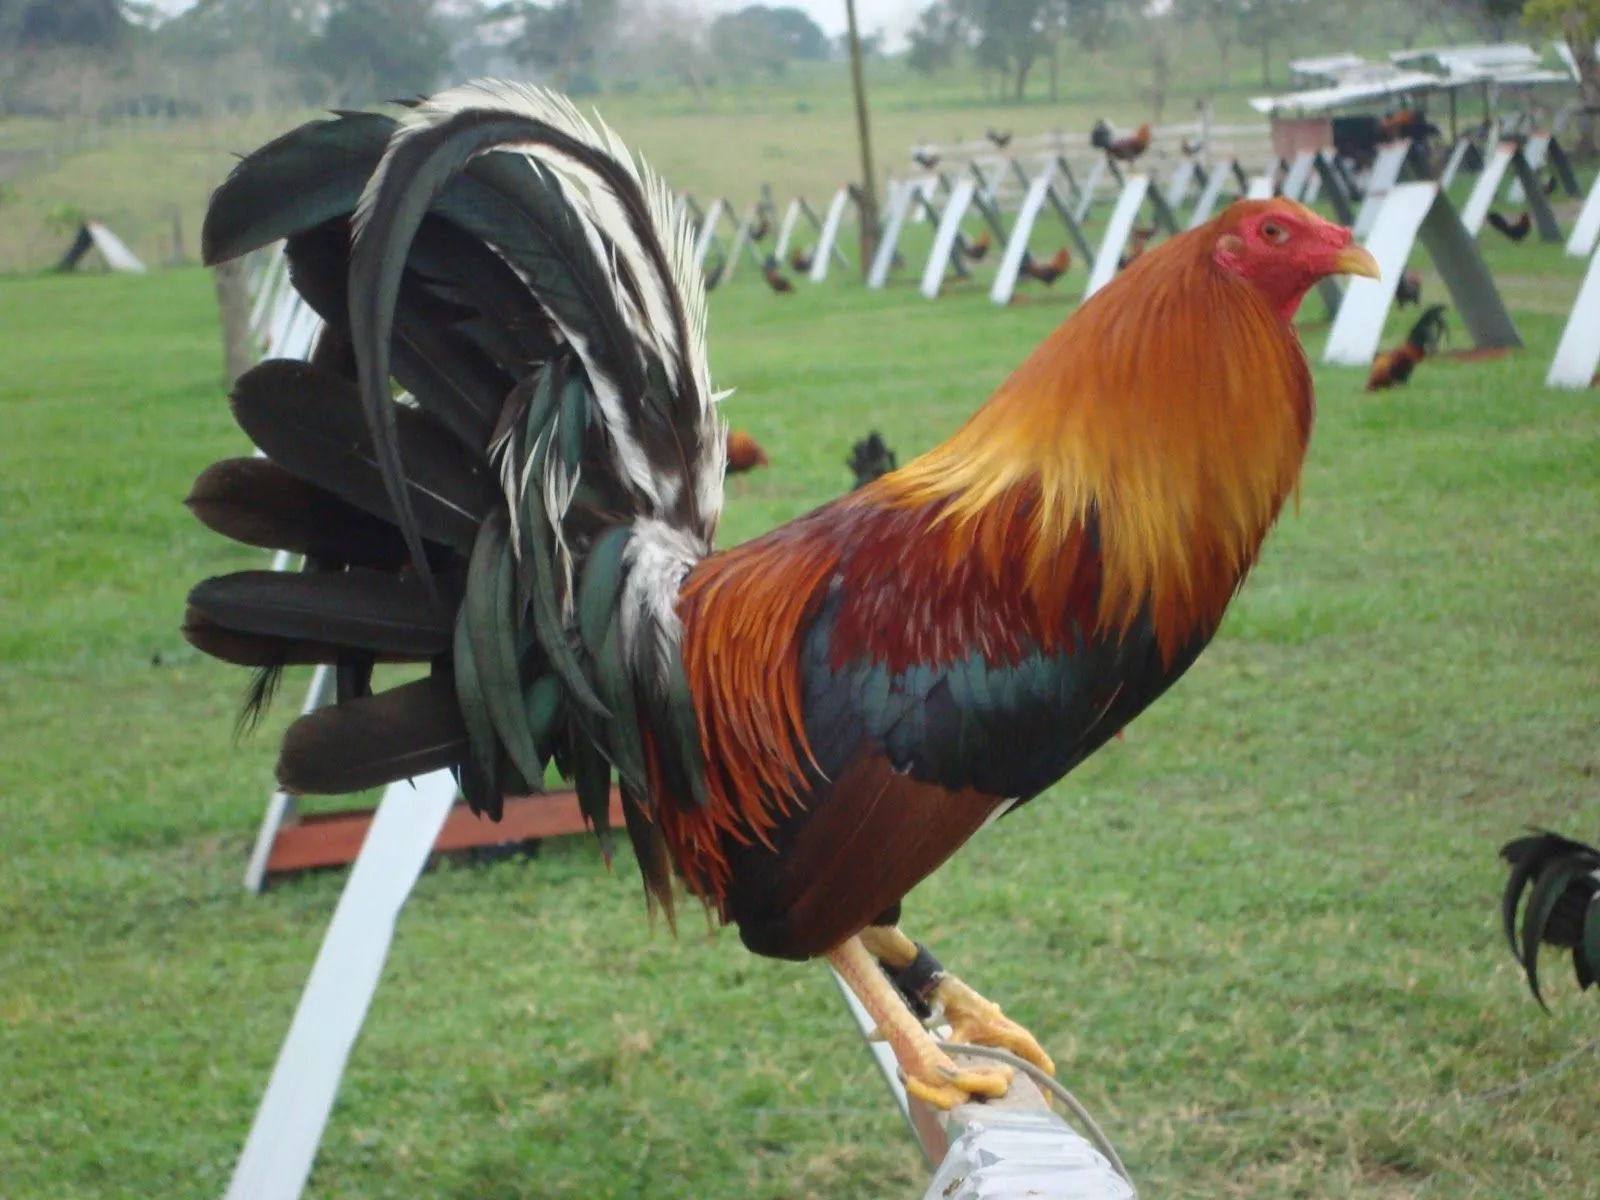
186 569 459 659
186 457 412 569
278 674 469 794
202 112 396 265
1501 830 1600 1007
348 115 653 586
285 220 508 452
182 609 357 667
231 359 494 551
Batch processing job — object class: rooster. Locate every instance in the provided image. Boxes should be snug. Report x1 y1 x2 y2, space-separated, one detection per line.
185 84 1377 1110
748 215 770 242
1091 119 1152 163
789 246 813 273
1367 305 1448 392
1502 832 1600 1006
1019 246 1071 286
726 429 770 475
1486 210 1532 243
846 431 897 490
913 148 940 171
1117 226 1156 272
1395 268 1422 309
1181 135 1205 157
961 230 992 262
762 257 794 294
986 128 1012 150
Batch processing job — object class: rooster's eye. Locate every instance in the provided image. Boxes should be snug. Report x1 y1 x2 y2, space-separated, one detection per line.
1261 221 1289 246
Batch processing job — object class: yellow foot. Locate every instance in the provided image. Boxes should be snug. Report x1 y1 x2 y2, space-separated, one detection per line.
934 976 1056 1077
828 935 1016 1111
903 1054 1014 1110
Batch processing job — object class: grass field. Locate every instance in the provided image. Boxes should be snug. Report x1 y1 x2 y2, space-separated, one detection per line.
3 209 1599 1199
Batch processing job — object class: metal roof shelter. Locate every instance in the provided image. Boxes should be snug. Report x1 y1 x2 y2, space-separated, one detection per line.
1252 44 1575 117
1249 69 1449 116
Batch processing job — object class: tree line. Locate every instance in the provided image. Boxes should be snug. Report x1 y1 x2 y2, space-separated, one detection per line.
0 0 844 117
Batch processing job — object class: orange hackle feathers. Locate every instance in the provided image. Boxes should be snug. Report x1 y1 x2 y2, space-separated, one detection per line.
668 526 836 900
887 209 1314 659
663 199 1355 912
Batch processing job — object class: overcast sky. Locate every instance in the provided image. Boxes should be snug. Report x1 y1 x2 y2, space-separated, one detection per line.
142 0 925 43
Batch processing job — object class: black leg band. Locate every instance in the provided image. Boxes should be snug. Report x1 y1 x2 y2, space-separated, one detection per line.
882 942 946 1022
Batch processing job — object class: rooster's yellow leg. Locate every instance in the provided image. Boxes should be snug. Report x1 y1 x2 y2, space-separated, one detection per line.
827 935 1012 1109
860 925 1055 1077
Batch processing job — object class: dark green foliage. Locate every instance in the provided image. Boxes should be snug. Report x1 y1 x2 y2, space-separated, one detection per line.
497 0 621 92
309 0 450 103
2 0 127 50
710 4 830 76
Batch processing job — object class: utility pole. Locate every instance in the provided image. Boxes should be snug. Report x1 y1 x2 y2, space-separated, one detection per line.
844 0 879 277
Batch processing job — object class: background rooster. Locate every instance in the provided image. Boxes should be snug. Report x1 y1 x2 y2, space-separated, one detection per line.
1502 832 1600 1005
1487 210 1532 243
186 85 1376 1110
789 245 813 273
1395 268 1422 309
725 429 770 475
986 128 1011 149
961 230 991 262
846 431 897 490
1091 119 1151 163
1019 246 1070 286
1117 226 1156 272
1367 305 1448 392
762 256 793 293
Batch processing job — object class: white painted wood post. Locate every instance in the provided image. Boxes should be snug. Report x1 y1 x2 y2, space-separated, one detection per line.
1084 176 1150 299
920 177 976 300
226 770 460 1200
991 169 1058 306
1547 246 1600 388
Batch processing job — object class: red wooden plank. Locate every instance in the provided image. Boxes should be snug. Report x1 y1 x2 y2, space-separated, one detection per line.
265 790 621 877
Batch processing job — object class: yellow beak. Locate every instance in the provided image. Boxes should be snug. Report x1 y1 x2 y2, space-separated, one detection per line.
1333 244 1380 280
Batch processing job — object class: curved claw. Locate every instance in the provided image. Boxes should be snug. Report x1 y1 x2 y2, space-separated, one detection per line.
935 977 1057 1077
904 1061 1013 1110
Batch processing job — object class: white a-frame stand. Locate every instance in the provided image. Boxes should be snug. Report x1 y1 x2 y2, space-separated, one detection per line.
1324 181 1521 368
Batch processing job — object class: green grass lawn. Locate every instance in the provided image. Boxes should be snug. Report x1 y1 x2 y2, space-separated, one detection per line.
2 224 1598 1199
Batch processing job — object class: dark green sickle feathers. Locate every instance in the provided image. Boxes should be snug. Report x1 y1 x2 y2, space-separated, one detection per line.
1501 831 1600 1008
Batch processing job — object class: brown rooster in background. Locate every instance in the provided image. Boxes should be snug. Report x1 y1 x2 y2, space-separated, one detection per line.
912 148 940 170
962 230 992 262
1118 225 1156 272
1395 268 1422 309
762 257 794 293
789 246 814 273
1378 108 1415 142
1487 210 1532 242
1368 305 1448 391
986 128 1012 149
1019 246 1071 286
185 83 1377 1111
725 429 770 475
1092 119 1152 162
